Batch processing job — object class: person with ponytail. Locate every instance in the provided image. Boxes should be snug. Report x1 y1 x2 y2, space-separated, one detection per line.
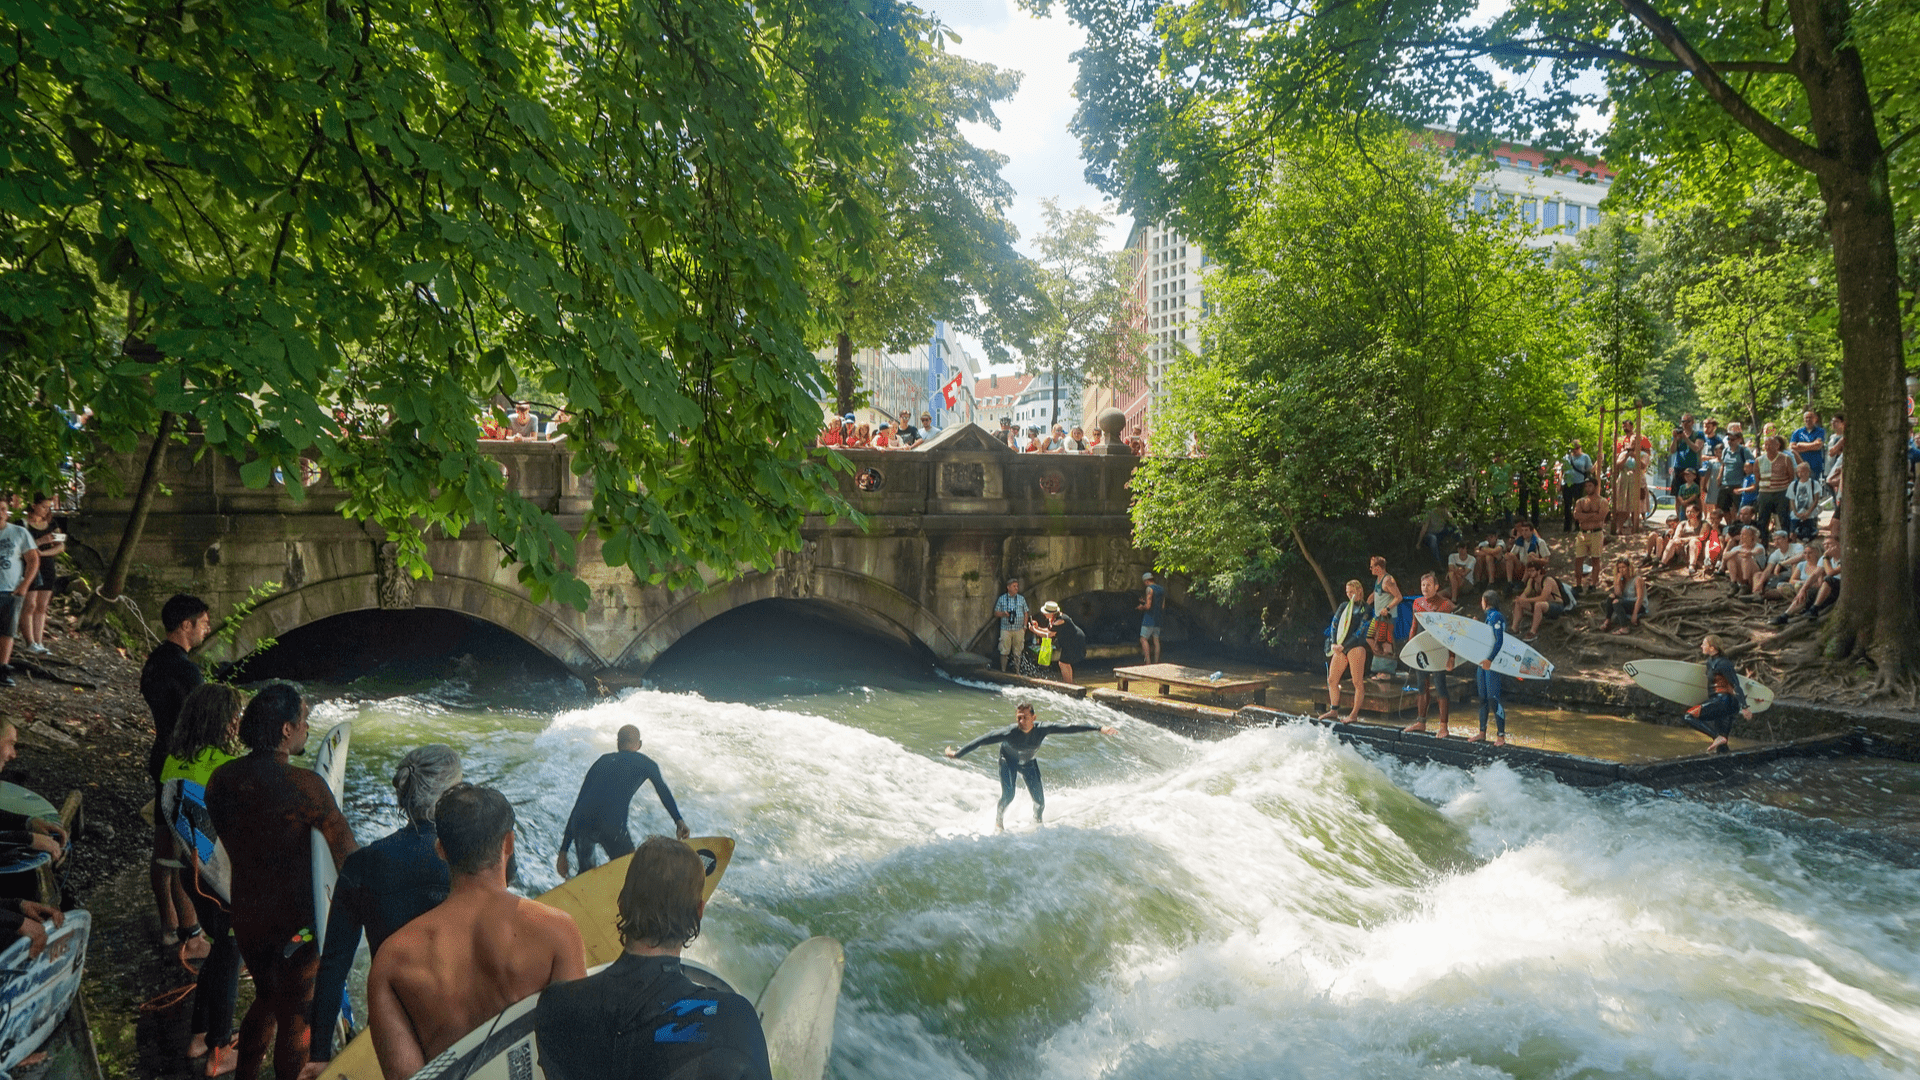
302 745 462 1077
159 683 246 1073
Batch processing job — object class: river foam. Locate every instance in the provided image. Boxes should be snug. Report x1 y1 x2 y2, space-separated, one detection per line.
321 685 1920 1079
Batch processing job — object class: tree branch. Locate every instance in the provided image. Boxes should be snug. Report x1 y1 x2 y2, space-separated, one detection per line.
1613 0 1831 174
1397 35 1795 75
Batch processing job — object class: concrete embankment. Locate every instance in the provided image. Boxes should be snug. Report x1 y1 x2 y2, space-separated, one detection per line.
954 665 1896 788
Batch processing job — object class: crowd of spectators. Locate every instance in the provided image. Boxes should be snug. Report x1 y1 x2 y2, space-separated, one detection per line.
816 411 1151 454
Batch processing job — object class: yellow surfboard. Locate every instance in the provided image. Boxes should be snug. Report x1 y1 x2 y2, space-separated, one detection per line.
317 836 735 1080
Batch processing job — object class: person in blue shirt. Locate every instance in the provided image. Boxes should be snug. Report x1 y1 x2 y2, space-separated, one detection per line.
1789 409 1827 479
992 579 1030 672
1468 590 1508 747
1137 572 1166 664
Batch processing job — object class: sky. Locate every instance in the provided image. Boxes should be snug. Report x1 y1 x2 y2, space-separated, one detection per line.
918 0 1128 374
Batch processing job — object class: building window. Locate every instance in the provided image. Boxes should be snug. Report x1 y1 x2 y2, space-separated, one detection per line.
1588 206 1601 226
1497 154 1511 165
1474 189 1491 213
1543 201 1559 228
1520 199 1537 224
1566 205 1582 233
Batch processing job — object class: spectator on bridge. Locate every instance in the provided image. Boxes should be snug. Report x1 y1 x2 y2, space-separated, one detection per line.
848 423 872 449
1023 428 1044 454
1064 426 1089 452
871 423 895 450
1125 426 1146 455
507 402 542 441
894 411 920 446
818 416 845 447
998 417 1017 449
992 579 1029 673
1027 601 1088 684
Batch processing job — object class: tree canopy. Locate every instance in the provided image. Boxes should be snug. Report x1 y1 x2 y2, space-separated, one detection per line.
1043 0 1917 676
1131 131 1576 609
0 0 952 605
1020 199 1146 428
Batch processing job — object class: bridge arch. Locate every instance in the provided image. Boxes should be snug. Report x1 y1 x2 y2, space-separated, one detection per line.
223 572 607 675
616 567 964 674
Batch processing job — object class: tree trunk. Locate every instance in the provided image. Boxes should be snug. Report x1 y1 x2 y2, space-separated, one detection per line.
1289 518 1337 610
1817 158 1915 674
835 331 856 419
84 411 175 624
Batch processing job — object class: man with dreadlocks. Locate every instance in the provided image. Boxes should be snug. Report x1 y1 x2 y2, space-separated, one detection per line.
300 745 464 1078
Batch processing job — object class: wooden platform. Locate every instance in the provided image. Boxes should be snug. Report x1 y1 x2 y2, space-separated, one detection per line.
1114 663 1268 705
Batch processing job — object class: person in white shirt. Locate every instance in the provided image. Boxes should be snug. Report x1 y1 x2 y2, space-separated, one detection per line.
1785 461 1821 542
1756 531 1806 599
1473 532 1507 587
1773 535 1840 624
1446 541 1477 603
0 497 40 686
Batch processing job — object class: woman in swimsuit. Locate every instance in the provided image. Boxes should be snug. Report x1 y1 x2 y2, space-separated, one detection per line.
1318 580 1371 723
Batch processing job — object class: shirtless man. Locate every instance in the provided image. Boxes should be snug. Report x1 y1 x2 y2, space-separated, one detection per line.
1569 480 1609 590
1510 565 1571 640
367 785 586 1080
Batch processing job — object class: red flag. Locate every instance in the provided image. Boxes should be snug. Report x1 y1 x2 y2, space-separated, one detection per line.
941 370 963 408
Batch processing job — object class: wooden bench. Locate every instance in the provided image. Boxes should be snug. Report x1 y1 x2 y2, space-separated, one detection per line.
1114 664 1269 705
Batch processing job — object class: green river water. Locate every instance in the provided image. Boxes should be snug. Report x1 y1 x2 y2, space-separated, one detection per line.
284 606 1920 1080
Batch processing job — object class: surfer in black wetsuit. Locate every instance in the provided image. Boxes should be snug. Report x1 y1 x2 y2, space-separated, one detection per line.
1683 635 1751 755
555 725 689 878
943 703 1118 831
304 744 462 1076
536 836 771 1080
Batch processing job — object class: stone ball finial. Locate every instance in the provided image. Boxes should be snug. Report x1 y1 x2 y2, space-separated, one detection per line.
1097 407 1127 447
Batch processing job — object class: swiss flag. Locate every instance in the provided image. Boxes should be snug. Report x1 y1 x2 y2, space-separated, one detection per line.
940 370 964 408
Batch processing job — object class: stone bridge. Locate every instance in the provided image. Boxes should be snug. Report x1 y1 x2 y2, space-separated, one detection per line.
71 425 1154 676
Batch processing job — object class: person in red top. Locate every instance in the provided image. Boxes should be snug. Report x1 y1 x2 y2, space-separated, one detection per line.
818 416 845 447
206 685 358 1080
1400 572 1455 739
872 423 894 449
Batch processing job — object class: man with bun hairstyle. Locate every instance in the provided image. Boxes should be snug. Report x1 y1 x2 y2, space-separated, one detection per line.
367 784 585 1080
303 745 463 1074
536 836 773 1080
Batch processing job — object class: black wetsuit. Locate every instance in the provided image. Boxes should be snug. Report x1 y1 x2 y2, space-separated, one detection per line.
140 641 202 783
535 954 771 1080
308 821 450 1060
1050 616 1088 666
561 751 684 870
1683 655 1748 740
952 723 1101 823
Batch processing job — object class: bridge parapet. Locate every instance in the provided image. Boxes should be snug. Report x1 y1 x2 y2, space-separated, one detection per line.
70 429 1150 676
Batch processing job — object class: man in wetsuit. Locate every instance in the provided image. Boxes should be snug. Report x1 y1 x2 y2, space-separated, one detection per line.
301 745 463 1078
141 593 211 953
205 684 359 1080
368 784 586 1080
535 836 771 1080
555 725 689 878
944 702 1118 831
1683 635 1751 755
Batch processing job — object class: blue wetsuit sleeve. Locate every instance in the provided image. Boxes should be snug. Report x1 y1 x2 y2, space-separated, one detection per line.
1037 724 1101 737
1485 610 1505 661
308 860 369 1060
953 728 1011 758
642 757 683 823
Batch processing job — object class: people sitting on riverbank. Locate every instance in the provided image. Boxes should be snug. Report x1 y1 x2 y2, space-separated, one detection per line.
368 785 586 1080
306 745 463 1075
1771 535 1841 625
0 720 69 946
1602 558 1646 633
1446 540 1476 603
1474 531 1507 587
1510 565 1573 641
1504 522 1551 583
1721 525 1769 598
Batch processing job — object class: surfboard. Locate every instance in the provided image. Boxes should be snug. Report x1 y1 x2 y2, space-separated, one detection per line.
403 937 841 1080
0 910 90 1073
1413 610 1554 680
1400 630 1455 673
1623 659 1776 714
316 837 736 1080
755 936 844 1080
310 721 353 952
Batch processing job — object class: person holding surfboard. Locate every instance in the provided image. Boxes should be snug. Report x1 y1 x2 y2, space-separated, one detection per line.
1318 580 1371 723
555 725 689 879
367 784 586 1080
943 702 1118 831
204 684 359 1080
1400 574 1455 739
1470 590 1508 746
304 744 464 1077
1683 635 1751 755
534 836 773 1080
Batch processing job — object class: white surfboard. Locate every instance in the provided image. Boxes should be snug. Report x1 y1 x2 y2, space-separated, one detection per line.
0 910 89 1072
1623 659 1775 714
756 937 844 1080
1400 630 1456 673
407 939 844 1080
1414 610 1554 680
310 721 352 951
